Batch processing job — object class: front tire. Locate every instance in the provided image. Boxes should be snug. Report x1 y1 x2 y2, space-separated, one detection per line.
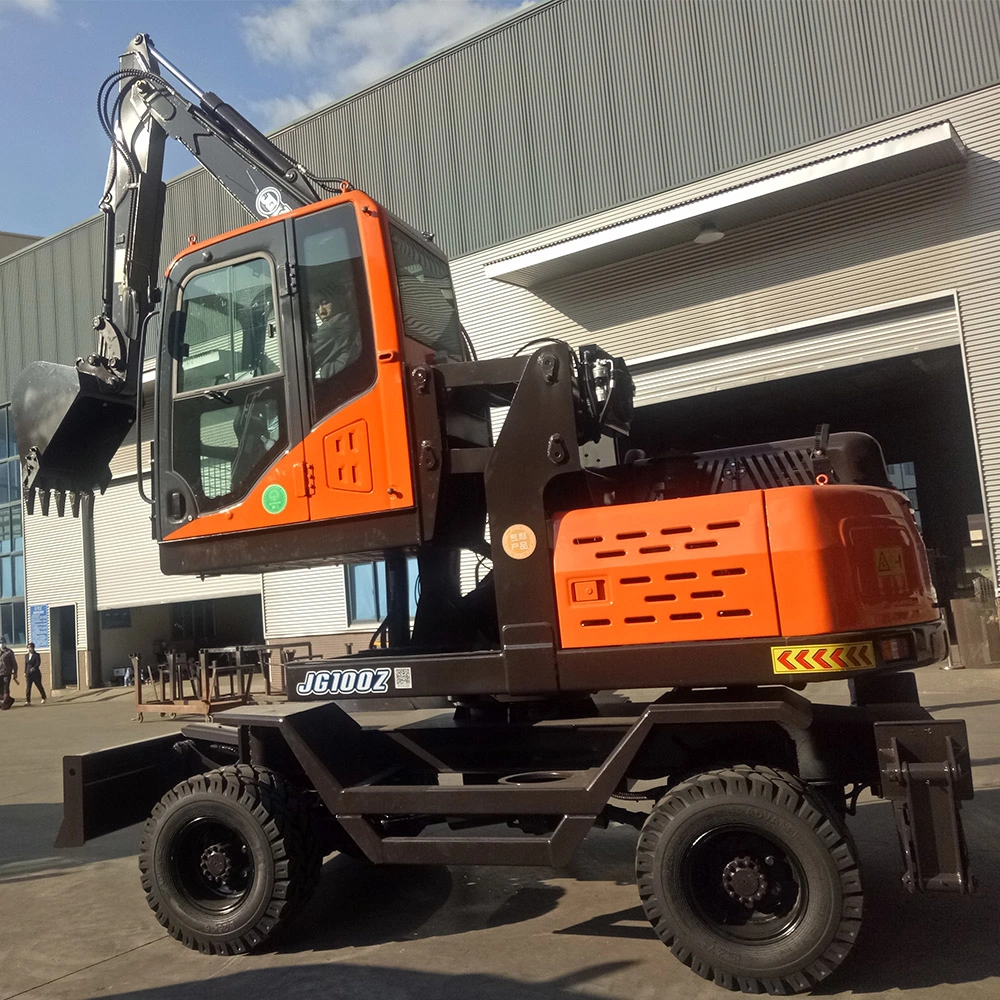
636 766 862 994
139 765 322 954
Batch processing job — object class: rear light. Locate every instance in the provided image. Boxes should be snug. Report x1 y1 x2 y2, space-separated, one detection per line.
880 636 913 663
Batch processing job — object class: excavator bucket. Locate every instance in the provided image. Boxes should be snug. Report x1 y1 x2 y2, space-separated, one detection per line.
11 360 135 510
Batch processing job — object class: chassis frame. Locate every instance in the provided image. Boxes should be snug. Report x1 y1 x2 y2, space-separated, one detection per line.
58 670 973 894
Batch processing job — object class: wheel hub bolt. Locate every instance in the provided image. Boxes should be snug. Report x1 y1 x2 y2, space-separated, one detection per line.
722 856 769 908
200 843 233 882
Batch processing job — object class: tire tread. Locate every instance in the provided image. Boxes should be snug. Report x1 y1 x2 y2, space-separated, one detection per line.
636 764 863 995
138 764 322 955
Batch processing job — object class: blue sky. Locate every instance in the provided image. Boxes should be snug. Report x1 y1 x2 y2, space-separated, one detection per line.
0 0 528 239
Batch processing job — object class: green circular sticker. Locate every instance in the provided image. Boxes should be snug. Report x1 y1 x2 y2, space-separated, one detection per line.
261 484 288 515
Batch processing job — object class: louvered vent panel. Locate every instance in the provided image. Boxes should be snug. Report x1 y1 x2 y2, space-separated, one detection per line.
323 420 373 492
552 492 779 649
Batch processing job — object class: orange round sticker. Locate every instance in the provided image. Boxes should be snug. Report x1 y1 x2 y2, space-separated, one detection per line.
502 523 536 559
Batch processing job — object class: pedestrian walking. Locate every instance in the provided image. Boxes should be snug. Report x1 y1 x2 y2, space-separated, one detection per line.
24 641 46 706
0 639 18 710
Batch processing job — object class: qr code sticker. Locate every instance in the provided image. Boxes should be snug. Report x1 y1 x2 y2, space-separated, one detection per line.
394 666 413 690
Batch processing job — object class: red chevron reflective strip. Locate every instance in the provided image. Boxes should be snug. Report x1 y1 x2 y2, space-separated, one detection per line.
772 642 874 674
794 649 814 669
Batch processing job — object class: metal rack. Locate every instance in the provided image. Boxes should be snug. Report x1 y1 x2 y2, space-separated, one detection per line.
131 642 315 722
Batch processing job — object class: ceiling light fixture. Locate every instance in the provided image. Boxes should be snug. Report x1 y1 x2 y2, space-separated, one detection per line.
693 221 725 245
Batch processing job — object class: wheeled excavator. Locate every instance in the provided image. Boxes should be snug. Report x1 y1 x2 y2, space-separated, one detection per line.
10 35 976 994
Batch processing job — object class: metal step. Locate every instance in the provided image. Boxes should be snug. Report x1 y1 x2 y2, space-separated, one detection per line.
338 813 595 866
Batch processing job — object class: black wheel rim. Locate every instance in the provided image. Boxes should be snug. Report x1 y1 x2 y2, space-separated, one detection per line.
170 816 256 914
681 824 807 943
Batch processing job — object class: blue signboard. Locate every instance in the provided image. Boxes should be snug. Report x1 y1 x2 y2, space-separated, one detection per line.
29 605 49 649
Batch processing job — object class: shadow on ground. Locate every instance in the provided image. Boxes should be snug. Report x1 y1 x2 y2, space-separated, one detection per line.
280 824 642 954
99 963 635 1000
922 698 1000 713
277 790 999 995
0 802 139 884
278 854 568 952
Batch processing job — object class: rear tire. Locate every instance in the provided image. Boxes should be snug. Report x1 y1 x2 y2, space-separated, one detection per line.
636 766 862 994
139 765 322 954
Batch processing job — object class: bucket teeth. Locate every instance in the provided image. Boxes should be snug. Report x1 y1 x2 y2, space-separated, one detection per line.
23 484 83 518
35 490 73 516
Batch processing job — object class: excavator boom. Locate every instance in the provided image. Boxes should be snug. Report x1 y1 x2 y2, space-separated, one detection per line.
12 34 328 512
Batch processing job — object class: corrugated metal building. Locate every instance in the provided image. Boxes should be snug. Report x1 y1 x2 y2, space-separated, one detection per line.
5 0 1000 688
0 231 39 260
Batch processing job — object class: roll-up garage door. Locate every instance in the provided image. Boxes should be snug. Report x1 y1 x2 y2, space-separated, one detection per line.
632 297 960 406
93 478 262 609
263 565 349 638
24 505 86 647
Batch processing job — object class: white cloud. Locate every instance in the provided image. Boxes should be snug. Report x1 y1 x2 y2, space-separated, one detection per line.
242 0 530 127
243 0 338 67
8 0 57 16
253 91 338 128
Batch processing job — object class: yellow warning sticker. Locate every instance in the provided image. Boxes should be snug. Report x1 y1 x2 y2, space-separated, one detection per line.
772 642 875 674
875 547 905 577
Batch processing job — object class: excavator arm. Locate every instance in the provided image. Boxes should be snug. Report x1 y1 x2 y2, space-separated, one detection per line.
11 34 327 514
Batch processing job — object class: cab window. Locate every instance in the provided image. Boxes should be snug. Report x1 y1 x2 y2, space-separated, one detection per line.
294 206 376 424
171 255 287 513
185 387 285 505
389 226 463 361
175 256 280 393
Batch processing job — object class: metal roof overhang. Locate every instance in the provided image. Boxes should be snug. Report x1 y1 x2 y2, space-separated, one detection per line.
484 122 967 289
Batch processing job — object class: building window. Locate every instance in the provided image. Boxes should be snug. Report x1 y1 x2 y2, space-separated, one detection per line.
887 461 921 531
347 557 419 625
0 407 24 645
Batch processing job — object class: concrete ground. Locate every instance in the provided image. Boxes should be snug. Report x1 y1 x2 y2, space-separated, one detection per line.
0 669 998 1000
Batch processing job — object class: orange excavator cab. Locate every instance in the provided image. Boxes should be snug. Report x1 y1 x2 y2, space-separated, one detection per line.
154 192 468 576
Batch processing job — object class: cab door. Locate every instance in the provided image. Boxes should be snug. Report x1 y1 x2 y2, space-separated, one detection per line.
292 198 414 523
157 222 312 542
